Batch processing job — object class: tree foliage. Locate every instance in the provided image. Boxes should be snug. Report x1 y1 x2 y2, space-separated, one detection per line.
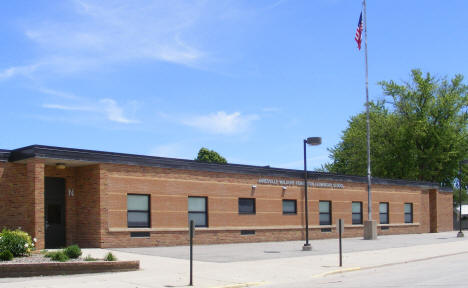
195 147 227 164
326 69 468 192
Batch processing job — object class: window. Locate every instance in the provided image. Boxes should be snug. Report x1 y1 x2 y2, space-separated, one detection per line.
239 198 256 214
127 194 150 228
282 200 297 214
319 201 332 225
379 202 389 224
352 202 363 225
404 203 413 223
188 197 208 227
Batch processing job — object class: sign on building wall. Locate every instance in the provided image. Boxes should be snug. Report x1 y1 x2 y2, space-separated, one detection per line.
258 178 344 189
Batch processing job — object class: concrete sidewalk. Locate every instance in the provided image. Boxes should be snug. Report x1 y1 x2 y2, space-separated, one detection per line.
1 232 467 288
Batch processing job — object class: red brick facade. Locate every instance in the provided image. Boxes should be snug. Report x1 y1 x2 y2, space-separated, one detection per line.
0 155 454 249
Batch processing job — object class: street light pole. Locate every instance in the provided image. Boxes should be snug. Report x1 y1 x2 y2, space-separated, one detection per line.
457 160 468 238
302 137 321 251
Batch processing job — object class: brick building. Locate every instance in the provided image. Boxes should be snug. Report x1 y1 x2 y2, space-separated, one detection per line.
0 145 453 249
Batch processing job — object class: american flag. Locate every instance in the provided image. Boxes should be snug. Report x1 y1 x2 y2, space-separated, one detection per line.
355 12 363 50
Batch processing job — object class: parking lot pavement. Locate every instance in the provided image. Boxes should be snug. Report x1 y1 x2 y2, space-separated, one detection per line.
111 231 465 263
2 232 467 288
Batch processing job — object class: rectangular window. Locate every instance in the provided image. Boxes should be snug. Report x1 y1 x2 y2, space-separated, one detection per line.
127 194 150 228
319 201 332 225
239 198 256 214
282 200 297 214
352 202 363 225
188 197 208 227
404 203 413 223
379 202 389 224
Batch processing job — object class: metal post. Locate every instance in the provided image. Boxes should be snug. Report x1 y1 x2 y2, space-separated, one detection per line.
362 0 377 240
458 161 464 237
363 0 372 222
303 139 311 250
189 220 194 285
339 219 343 267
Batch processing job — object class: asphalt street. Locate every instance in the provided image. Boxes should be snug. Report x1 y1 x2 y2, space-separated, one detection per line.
264 253 468 288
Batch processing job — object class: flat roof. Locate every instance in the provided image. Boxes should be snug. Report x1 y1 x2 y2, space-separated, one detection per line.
0 149 10 162
5 144 451 192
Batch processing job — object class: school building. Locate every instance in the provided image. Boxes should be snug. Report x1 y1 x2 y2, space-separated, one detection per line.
0 145 453 249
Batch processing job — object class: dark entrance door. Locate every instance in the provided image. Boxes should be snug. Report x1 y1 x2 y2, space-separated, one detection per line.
45 177 66 248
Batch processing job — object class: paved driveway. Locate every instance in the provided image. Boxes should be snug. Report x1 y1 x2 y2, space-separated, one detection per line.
111 231 463 263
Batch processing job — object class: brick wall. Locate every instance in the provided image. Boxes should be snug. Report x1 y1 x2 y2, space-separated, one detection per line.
0 159 455 248
0 162 30 232
98 163 450 248
73 165 102 248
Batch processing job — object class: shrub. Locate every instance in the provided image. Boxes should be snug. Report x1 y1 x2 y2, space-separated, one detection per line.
0 250 13 261
104 252 117 261
64 245 82 259
44 251 54 258
47 251 69 262
0 229 34 257
84 254 97 261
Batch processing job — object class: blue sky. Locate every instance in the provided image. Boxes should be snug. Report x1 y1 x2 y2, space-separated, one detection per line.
1 0 467 170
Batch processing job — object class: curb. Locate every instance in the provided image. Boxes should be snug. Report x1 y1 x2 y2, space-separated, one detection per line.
209 281 267 288
311 267 361 278
359 250 468 272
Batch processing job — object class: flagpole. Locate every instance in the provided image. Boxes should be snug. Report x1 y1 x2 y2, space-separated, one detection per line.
363 0 371 221
362 0 376 239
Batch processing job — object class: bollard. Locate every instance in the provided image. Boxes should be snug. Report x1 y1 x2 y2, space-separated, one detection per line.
189 220 194 286
338 218 343 267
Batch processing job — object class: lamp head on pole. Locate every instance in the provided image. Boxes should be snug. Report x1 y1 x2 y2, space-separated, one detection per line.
305 137 322 146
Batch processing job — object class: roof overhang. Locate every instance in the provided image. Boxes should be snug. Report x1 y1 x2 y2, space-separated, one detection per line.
5 144 452 191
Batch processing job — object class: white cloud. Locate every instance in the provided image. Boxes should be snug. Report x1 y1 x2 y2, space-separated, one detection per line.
39 88 79 100
10 0 210 78
42 104 93 111
0 64 39 80
182 111 259 135
41 88 138 124
100 99 139 124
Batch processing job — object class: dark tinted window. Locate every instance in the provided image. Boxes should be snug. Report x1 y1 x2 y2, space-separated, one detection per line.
404 203 413 223
239 198 255 214
352 202 363 225
379 202 389 224
127 194 150 228
283 200 297 214
319 201 332 225
188 197 208 227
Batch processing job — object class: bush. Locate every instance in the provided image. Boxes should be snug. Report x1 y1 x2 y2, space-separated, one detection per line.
0 250 13 261
0 229 34 257
64 245 82 259
84 254 97 261
47 251 69 262
104 252 117 261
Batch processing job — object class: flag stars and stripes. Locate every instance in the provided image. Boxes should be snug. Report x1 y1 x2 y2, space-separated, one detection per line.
355 12 363 50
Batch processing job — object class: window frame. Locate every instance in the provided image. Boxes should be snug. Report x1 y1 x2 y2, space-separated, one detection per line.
319 200 332 225
404 203 413 223
379 202 389 224
282 199 297 215
352 201 363 225
188 196 208 228
127 194 151 228
238 198 256 214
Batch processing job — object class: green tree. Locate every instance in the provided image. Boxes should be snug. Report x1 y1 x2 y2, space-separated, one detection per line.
195 148 227 164
326 69 468 189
